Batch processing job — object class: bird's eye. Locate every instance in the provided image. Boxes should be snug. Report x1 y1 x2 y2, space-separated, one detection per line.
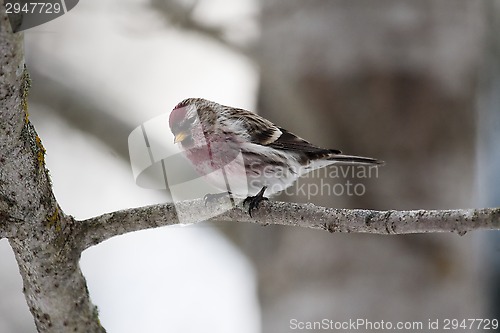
185 117 197 125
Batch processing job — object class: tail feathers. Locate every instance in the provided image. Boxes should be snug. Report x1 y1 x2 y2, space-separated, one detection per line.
328 154 384 165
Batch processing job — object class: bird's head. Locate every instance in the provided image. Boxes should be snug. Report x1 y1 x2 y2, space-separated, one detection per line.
169 98 218 148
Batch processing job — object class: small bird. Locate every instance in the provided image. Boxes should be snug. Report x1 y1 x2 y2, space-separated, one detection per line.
169 98 383 216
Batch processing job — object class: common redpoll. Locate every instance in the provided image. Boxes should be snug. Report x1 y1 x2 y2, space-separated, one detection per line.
169 98 383 215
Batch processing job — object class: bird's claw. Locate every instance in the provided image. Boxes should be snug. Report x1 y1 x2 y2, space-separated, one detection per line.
243 186 268 217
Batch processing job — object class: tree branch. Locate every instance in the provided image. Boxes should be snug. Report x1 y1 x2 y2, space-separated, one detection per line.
150 0 251 56
76 199 500 251
28 67 132 160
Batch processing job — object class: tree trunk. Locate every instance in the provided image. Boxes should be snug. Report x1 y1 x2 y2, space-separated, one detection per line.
0 3 105 331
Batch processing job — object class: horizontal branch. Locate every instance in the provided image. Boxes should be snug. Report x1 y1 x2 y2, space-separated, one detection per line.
76 199 500 251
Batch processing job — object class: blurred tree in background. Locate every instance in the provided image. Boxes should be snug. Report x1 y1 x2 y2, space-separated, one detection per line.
225 1 490 332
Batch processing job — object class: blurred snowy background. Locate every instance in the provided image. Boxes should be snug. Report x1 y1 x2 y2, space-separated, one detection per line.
1 0 500 332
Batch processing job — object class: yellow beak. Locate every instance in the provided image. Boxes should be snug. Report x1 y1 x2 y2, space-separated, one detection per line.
174 132 188 144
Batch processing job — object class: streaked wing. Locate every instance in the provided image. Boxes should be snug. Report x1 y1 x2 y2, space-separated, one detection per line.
225 107 341 155
267 127 341 155
226 108 282 145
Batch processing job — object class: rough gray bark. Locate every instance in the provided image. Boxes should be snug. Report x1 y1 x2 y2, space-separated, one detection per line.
76 201 500 252
0 3 104 332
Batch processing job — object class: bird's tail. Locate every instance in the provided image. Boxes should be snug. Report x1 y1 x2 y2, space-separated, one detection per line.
328 154 384 165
